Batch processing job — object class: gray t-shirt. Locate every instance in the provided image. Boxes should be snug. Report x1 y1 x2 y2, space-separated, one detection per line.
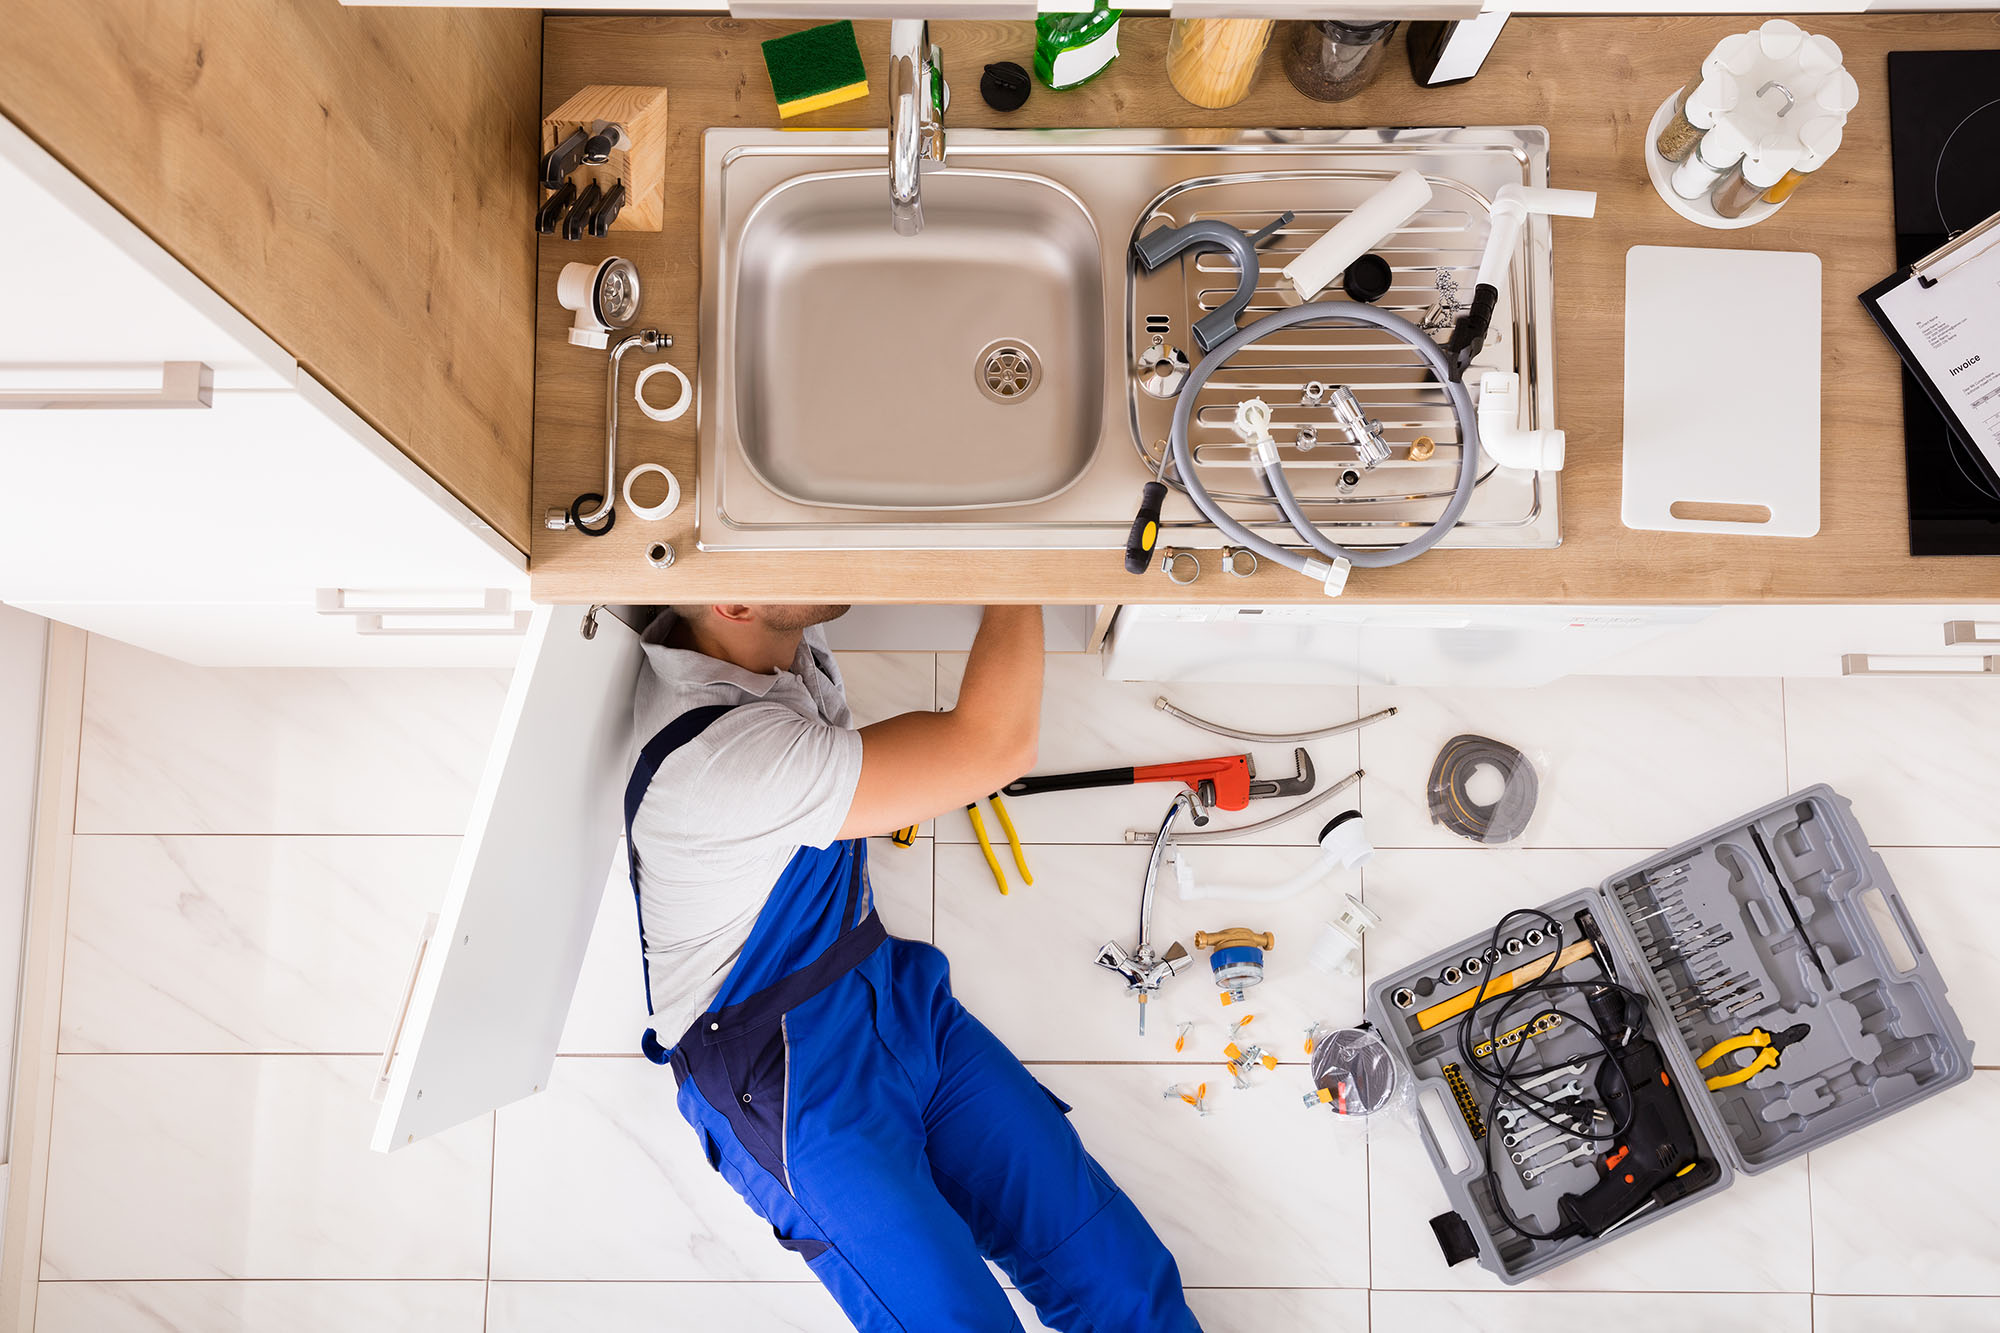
628 613 864 1042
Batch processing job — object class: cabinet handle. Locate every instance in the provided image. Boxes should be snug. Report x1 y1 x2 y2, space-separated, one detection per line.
374 913 438 1105
316 587 513 617
1841 654 1999 677
0 361 212 410
1944 621 2000 646
353 611 532 637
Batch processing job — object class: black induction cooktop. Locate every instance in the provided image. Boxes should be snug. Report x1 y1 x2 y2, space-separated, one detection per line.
1888 50 2000 556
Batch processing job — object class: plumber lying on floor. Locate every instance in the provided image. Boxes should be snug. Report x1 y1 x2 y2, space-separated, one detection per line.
626 603 1201 1333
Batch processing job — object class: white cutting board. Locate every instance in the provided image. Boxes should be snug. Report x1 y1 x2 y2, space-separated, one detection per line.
1622 246 1823 537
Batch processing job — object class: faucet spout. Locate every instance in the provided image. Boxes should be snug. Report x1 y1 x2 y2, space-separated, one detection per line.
887 19 947 235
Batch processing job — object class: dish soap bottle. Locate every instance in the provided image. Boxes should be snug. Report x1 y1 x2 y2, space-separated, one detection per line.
1035 3 1122 91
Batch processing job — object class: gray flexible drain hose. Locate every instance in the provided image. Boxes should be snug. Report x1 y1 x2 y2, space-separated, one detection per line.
1166 302 1482 578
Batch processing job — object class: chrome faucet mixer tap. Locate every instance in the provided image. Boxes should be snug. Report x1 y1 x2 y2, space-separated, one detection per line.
887 19 947 235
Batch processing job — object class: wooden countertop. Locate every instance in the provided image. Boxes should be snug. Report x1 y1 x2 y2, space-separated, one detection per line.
532 13 2000 605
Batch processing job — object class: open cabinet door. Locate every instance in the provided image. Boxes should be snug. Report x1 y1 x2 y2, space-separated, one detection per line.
373 604 644 1151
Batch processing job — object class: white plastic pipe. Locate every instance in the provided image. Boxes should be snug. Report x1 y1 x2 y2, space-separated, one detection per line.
1476 369 1564 472
1475 184 1598 291
1172 814 1373 903
1280 169 1434 306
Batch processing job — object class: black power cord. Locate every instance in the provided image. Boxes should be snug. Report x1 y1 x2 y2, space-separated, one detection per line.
1453 907 1653 1242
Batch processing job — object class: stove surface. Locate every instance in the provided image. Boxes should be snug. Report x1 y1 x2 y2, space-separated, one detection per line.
1888 49 2000 556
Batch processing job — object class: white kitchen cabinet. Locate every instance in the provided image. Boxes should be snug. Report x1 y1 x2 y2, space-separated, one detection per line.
0 114 526 667
0 124 292 390
1100 603 1714 687
374 603 643 1149
1101 603 2000 685
5 596 528 669
1589 605 2000 679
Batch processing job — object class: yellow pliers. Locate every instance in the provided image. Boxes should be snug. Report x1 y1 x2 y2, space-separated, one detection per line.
966 793 1032 896
1698 1022 1810 1090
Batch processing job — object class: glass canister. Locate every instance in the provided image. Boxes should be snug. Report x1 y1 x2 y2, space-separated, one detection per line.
1166 18 1274 109
1279 19 1399 103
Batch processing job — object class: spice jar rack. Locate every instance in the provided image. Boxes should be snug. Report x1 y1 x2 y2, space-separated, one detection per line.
1643 92 1783 231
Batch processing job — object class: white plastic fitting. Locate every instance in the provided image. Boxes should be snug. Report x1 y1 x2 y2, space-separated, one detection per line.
1280 169 1434 306
557 257 642 349
1307 894 1384 976
1231 397 1283 468
1476 184 1599 292
1476 370 1565 472
1172 811 1373 903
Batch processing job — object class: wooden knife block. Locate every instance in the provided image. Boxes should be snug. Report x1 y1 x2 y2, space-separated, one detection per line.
540 85 669 233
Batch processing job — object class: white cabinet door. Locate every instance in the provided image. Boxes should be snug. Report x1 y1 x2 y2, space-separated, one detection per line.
1587 605 2000 678
373 604 644 1150
0 371 521 603
7 596 528 668
1101 604 1712 687
0 115 294 389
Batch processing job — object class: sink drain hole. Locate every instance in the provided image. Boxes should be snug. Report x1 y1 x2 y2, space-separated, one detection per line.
976 340 1040 404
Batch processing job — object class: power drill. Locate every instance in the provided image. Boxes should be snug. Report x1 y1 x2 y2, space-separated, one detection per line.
1550 982 1720 1238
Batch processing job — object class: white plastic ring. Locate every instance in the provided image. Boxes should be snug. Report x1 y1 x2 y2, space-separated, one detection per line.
622 463 681 521
634 360 692 423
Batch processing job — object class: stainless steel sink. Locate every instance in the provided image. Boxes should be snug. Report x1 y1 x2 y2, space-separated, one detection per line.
729 169 1103 509
699 127 1561 553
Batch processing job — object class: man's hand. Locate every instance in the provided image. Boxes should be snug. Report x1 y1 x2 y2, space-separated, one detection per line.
838 607 1044 840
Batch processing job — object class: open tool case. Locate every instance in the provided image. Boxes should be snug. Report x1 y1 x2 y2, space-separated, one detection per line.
1370 785 1974 1283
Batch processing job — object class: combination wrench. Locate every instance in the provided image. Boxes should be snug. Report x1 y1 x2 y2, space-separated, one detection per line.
1512 1135 1581 1166
1522 1143 1596 1181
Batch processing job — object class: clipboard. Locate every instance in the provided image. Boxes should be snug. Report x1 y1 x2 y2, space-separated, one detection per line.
1861 209 2000 489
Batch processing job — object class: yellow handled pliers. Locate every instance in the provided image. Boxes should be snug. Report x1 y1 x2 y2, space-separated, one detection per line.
966 793 1032 896
1698 1022 1810 1090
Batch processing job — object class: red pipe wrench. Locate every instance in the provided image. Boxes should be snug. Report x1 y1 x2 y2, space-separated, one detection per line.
1002 749 1312 812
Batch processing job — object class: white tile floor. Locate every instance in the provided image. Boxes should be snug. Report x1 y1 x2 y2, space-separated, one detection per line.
28 638 2000 1332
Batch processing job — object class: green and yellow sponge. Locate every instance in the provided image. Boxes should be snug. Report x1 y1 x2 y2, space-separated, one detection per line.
761 20 869 119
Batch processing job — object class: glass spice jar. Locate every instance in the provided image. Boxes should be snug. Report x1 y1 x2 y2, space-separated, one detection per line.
1279 19 1399 103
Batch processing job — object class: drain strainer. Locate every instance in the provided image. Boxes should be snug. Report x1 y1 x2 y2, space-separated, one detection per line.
975 340 1040 404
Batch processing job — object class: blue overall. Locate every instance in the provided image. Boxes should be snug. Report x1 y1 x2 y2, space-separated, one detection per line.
628 704 1200 1333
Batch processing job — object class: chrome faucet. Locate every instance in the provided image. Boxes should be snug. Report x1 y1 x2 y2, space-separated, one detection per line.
887 19 947 235
1095 789 1204 1034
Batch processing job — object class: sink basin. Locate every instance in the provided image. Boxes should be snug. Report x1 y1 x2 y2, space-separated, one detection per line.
699 127 1562 553
730 170 1103 510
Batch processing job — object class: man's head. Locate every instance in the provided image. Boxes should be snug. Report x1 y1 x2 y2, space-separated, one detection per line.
671 604 851 633
667 603 851 674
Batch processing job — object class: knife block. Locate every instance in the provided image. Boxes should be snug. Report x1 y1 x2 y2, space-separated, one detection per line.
541 85 670 233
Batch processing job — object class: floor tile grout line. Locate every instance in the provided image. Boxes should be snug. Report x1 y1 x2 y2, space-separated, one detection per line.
36 632 93 1303
1780 676 1793 796
484 1110 497 1333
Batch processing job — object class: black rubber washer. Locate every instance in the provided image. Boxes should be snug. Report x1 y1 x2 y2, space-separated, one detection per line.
1342 252 1394 304
1318 809 1363 842
1426 733 1539 845
980 61 1031 112
569 492 615 537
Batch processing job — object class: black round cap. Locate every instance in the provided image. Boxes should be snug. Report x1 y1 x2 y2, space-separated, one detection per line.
981 62 1031 113
1342 253 1393 304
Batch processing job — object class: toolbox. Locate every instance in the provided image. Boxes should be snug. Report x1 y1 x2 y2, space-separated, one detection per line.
1369 785 1975 1283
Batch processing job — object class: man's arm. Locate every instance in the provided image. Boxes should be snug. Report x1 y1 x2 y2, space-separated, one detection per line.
836 606 1044 839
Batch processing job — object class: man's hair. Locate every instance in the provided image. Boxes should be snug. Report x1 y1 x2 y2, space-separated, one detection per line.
668 604 711 623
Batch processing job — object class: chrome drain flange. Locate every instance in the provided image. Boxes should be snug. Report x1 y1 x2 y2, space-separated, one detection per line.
975 340 1040 404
